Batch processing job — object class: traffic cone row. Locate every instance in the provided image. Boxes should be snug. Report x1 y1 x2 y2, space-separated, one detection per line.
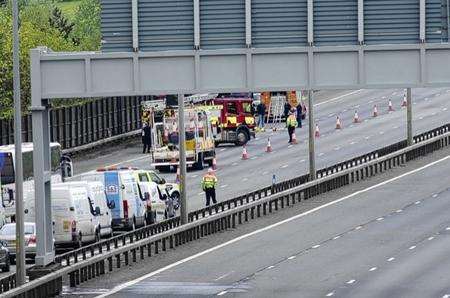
353 111 360 123
373 105 378 117
266 138 273 153
335 116 342 130
212 157 217 170
315 124 320 138
242 145 249 160
291 132 298 144
402 95 407 107
388 99 394 112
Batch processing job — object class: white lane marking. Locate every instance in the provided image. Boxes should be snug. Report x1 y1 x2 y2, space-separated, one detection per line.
409 246 416 250
432 112 437 116
355 226 362 230
214 271 234 281
387 257 395 262
314 90 363 107
220 185 229 189
365 136 370 140
379 131 384 135
394 126 399 129
97 154 450 298
243 177 249 181
343 109 348 113
443 295 450 298
217 290 228 296
300 159 306 163
312 244 321 249
446 227 450 231
318 153 325 157
326 292 335 297
288 145 293 149
267 265 275 269
334 147 340 151
364 119 369 123
220 148 227 152
415 201 421 205
369 100 374 104
198 192 204 196
333 236 341 240
382 96 387 99
347 279 356 285
369 267 377 272
419 116 424 120
435 93 441 97
428 236 434 241
432 194 438 198
349 124 354 128
288 256 296 260
328 113 335 117
350 141 357 145
443 108 448 111
376 217 384 221
250 157 258 160
281 164 289 169
355 105 360 109
396 209 403 213
232 162 238 166
392 92 397 96
424 97 429 101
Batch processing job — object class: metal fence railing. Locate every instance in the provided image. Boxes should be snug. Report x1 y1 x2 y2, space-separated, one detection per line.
2 123 450 297
0 96 150 150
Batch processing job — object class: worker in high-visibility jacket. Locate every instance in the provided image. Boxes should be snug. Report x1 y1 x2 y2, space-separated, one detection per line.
286 109 298 144
201 168 218 207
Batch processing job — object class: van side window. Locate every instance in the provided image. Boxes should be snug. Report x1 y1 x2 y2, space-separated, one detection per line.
139 173 149 182
227 102 237 114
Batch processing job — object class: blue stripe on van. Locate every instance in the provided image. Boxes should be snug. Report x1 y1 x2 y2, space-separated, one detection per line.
104 172 121 220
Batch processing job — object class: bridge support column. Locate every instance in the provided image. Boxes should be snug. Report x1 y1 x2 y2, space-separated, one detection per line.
308 90 316 180
407 88 413 146
178 94 188 225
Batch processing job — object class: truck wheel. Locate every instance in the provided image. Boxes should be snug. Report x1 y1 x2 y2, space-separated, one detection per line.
194 153 204 170
235 130 250 146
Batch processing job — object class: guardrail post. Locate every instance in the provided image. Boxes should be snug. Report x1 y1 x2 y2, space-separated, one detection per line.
407 88 413 146
308 90 316 180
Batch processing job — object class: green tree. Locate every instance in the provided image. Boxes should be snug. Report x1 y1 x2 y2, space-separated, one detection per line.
72 0 101 51
0 1 76 119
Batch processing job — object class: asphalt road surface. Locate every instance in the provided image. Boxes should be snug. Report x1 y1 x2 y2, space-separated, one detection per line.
95 145 450 298
73 87 450 212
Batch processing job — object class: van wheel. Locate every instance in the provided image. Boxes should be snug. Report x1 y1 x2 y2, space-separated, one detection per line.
94 230 100 243
76 233 83 248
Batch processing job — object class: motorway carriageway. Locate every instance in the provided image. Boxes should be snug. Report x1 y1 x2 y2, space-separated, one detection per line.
73 87 450 212
95 145 450 298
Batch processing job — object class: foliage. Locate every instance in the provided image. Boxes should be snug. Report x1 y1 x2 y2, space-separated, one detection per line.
0 0 102 120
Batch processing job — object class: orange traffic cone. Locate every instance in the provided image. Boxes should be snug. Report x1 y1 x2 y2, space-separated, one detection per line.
353 111 360 123
175 167 180 183
315 124 320 138
401 95 407 107
266 138 273 153
212 157 217 170
388 99 394 112
292 132 298 144
335 116 342 129
373 105 378 117
242 145 249 160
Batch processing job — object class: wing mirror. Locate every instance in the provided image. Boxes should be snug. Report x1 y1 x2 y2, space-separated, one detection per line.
94 206 101 216
107 200 116 209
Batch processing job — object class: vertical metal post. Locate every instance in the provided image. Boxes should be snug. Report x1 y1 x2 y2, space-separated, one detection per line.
407 88 413 146
308 90 316 180
12 0 25 285
307 0 314 45
178 94 188 224
31 48 55 267
357 0 364 44
447 0 450 42
193 0 200 49
131 0 139 52
245 0 252 47
419 0 426 43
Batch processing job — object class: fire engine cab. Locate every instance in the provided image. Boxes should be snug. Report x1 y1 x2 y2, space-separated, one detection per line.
199 97 256 146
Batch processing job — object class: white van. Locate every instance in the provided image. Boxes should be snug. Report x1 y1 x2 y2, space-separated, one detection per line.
52 185 97 247
79 169 147 230
137 181 168 223
62 181 113 238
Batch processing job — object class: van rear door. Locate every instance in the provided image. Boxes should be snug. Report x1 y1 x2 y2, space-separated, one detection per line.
52 196 74 242
104 172 122 220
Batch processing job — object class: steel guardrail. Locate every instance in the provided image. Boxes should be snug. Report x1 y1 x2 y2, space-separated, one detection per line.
2 123 450 297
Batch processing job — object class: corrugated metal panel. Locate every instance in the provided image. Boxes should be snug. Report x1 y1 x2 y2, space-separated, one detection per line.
200 0 245 49
139 0 194 51
314 0 358 46
252 0 308 48
101 0 133 52
364 0 420 45
426 0 443 43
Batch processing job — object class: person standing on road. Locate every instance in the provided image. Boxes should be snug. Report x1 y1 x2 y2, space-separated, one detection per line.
286 109 298 144
142 122 152 154
296 103 303 128
256 102 266 130
202 168 218 207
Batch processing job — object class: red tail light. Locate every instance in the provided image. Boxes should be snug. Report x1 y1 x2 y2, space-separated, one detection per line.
123 200 129 219
71 220 77 233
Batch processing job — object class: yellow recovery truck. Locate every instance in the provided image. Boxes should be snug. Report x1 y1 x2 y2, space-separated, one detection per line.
147 102 216 172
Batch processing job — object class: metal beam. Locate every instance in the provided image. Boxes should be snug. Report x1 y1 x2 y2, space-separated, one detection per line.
420 0 426 42
131 0 139 51
194 0 200 49
245 0 252 47
308 90 316 181
407 88 413 146
307 0 314 45
35 44 450 99
357 0 364 44
178 94 188 225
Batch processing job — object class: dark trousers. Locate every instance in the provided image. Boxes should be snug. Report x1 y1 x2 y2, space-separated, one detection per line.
288 126 295 143
297 117 302 128
143 143 151 153
205 188 217 206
